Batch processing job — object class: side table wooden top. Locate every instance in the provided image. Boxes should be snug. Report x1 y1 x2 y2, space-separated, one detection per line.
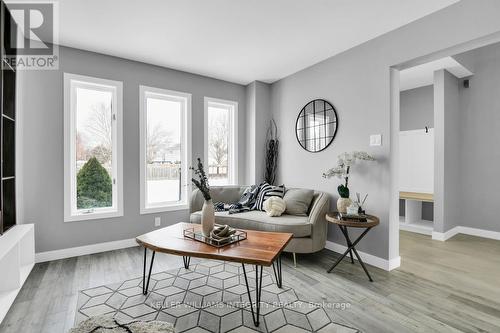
325 212 380 228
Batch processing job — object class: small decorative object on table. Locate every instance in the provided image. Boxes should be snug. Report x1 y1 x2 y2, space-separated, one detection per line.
347 201 360 215
322 151 376 213
190 158 214 236
355 192 368 214
183 224 247 248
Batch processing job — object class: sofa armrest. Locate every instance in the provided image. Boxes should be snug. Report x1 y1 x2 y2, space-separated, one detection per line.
307 192 330 251
190 188 205 214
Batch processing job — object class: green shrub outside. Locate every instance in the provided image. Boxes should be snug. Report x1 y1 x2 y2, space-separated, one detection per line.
77 157 112 209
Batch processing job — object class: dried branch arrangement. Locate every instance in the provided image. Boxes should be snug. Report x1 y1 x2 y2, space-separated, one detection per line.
190 158 211 201
264 119 279 185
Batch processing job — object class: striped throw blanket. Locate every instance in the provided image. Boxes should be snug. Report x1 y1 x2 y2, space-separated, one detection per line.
213 184 261 214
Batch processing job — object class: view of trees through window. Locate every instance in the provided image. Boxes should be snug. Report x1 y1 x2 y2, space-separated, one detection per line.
145 96 182 206
207 104 231 185
75 87 114 210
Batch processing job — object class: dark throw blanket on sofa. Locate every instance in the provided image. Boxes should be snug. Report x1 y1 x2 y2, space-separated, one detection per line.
213 184 260 214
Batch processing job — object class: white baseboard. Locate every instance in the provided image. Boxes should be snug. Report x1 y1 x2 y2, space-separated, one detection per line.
432 227 459 241
432 226 500 241
458 226 500 240
35 238 138 263
399 221 433 235
325 240 400 271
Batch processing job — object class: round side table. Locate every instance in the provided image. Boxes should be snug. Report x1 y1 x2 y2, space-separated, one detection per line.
325 212 380 282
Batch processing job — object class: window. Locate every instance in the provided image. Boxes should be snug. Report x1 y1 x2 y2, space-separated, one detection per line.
140 86 191 213
204 97 238 185
64 73 123 222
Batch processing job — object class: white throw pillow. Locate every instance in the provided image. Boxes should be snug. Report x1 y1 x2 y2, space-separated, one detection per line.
263 196 286 217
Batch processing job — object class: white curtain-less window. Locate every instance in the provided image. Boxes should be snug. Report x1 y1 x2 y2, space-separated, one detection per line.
64 73 123 222
204 97 238 186
140 86 191 214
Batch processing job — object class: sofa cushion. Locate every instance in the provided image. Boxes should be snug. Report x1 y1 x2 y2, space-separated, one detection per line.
283 188 314 216
190 210 311 237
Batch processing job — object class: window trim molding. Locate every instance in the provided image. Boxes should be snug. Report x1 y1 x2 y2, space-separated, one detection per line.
204 97 239 186
139 85 192 214
63 73 124 222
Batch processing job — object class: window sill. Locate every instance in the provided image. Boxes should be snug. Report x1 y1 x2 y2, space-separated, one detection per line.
140 204 189 215
64 210 123 223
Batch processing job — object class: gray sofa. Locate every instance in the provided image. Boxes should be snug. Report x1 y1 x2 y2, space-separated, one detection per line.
190 186 329 256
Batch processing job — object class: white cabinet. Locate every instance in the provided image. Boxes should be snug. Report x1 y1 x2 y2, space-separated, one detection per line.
0 224 34 323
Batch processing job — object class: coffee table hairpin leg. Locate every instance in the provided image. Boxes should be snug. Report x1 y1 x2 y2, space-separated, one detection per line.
241 264 263 327
183 256 191 269
272 254 282 288
142 247 156 295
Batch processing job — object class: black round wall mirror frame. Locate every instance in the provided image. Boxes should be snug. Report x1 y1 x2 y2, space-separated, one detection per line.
295 99 338 153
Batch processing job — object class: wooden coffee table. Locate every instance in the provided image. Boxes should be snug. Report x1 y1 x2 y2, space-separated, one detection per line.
136 222 292 327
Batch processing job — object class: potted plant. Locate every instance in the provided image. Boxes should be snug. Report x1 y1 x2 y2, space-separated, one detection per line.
191 158 214 236
322 151 375 213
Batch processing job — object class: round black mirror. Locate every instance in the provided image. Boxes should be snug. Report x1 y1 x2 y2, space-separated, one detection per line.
295 99 338 152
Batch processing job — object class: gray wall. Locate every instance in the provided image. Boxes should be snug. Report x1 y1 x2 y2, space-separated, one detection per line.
400 85 434 131
456 42 500 232
270 0 500 260
434 69 461 233
245 83 256 184
245 81 272 184
399 85 434 221
19 46 246 253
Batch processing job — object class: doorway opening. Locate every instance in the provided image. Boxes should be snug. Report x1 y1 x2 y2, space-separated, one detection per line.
390 39 500 301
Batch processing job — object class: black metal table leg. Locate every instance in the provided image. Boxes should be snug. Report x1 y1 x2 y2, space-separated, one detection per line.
242 264 263 327
340 226 374 281
142 248 156 295
142 247 147 294
272 254 282 288
327 226 373 281
343 227 354 264
183 256 191 269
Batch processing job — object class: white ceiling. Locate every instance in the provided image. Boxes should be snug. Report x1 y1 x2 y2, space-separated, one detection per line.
399 57 473 91
56 0 460 85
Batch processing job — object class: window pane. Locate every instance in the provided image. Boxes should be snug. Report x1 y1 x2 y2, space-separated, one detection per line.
146 97 182 205
207 105 230 185
75 87 113 210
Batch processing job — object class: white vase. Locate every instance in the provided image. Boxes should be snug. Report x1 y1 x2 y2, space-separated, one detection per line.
337 197 352 214
201 199 215 237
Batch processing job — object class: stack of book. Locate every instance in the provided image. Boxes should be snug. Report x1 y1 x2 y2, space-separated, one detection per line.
337 212 368 222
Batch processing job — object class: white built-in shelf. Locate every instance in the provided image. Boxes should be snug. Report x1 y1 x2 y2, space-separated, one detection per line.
399 216 433 236
0 224 35 324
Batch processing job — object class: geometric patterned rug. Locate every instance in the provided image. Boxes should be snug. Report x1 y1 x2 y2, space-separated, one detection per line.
75 259 359 333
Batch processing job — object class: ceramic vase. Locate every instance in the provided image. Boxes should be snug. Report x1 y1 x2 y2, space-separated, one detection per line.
201 199 215 237
337 197 352 214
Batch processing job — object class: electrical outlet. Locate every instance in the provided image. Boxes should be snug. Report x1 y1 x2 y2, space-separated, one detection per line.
154 217 161 227
370 134 382 146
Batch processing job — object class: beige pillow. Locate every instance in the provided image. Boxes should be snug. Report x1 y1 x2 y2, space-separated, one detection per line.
283 189 314 216
263 197 286 217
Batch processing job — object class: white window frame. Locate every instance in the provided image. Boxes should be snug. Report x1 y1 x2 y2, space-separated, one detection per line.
204 97 238 185
139 85 192 214
63 73 124 222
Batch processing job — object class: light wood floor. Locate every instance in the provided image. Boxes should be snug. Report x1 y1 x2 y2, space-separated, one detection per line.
1 231 499 332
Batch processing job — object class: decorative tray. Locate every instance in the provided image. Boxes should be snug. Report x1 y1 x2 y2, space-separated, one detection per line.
183 227 247 248
337 212 368 222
